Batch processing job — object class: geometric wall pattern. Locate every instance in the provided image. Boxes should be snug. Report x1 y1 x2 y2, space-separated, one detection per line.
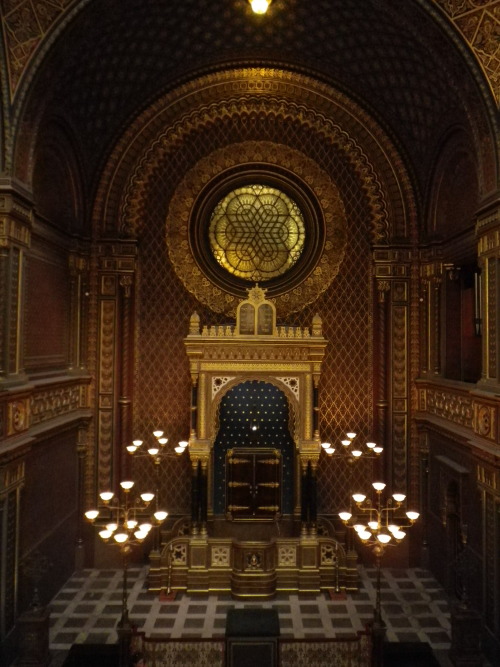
131 111 374 517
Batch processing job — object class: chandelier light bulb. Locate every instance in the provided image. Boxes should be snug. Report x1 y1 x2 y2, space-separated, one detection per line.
134 530 147 540
174 446 185 454
139 522 153 533
114 532 128 543
366 442 376 449
374 446 383 454
393 493 406 503
321 442 331 449
359 530 371 541
377 533 392 544
406 511 420 522
352 493 366 503
100 491 114 502
351 450 362 457
341 439 351 447
153 430 163 438
250 0 271 14
148 448 159 456
368 520 379 530
126 520 138 529
339 511 352 522
353 524 366 533
120 481 134 490
154 510 168 522
372 482 386 492
132 440 143 447
158 438 168 445
346 432 356 439
393 529 406 540
388 524 399 534
106 523 118 532
85 509 99 521
126 445 137 453
99 529 112 540
326 447 335 455
141 493 154 503
178 441 188 449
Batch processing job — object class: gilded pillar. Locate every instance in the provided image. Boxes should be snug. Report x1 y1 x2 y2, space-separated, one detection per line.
476 202 500 390
96 241 137 492
374 249 412 492
376 280 390 449
420 257 444 379
0 183 32 386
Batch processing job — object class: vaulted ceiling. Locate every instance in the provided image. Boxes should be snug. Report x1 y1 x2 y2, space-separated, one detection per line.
1 0 498 209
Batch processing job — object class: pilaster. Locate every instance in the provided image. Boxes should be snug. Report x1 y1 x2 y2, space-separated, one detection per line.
476 201 500 392
373 247 412 494
0 180 33 387
95 240 137 493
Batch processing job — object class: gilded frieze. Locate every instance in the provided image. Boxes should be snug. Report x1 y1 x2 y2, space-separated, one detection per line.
422 387 474 428
30 383 88 425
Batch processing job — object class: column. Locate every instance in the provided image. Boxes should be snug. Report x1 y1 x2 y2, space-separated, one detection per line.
476 202 500 391
68 249 90 373
0 182 32 387
95 241 137 491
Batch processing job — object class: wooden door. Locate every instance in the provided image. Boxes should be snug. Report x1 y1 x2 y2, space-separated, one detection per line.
226 448 281 521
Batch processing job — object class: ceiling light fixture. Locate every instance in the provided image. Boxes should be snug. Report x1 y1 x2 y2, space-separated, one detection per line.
249 0 272 15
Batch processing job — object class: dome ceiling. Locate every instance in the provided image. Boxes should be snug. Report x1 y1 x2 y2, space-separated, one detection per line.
1 0 497 200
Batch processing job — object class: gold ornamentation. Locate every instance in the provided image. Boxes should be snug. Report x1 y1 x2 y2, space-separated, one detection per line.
30 384 85 425
211 546 230 567
166 141 347 317
7 399 28 435
209 185 306 281
474 403 496 440
278 545 296 567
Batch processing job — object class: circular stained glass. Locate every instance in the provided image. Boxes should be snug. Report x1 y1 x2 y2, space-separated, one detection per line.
208 185 306 281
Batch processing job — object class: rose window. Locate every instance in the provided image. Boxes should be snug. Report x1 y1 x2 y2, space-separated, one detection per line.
208 185 306 281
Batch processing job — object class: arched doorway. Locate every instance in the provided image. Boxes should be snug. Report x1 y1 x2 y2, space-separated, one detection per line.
213 380 295 519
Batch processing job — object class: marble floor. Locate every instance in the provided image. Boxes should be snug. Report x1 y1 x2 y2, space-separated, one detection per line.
45 565 467 665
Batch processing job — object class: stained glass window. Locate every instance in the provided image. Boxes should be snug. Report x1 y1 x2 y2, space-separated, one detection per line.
208 185 306 281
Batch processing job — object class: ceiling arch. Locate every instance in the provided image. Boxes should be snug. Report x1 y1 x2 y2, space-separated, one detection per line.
7 0 496 201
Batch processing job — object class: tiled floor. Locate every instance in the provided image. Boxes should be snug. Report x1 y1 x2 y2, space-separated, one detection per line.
47 565 462 665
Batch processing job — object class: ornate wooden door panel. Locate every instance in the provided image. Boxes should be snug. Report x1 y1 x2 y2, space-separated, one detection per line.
226 449 281 520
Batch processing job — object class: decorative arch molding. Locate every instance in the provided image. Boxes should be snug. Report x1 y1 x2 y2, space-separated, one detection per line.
92 68 417 245
210 374 300 452
165 141 348 315
426 126 480 243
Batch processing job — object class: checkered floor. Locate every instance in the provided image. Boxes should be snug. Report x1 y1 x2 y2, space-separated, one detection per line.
46 565 464 666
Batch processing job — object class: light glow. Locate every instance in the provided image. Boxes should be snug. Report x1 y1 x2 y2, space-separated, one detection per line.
372 482 386 492
339 512 352 522
250 0 271 14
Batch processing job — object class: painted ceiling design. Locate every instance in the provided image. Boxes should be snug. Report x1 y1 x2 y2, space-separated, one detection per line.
0 0 499 104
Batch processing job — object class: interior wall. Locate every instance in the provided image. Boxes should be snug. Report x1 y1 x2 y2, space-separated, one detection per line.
128 108 375 517
19 429 79 610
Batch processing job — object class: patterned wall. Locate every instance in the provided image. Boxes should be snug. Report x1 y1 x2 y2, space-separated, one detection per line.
130 110 374 517
24 252 70 371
